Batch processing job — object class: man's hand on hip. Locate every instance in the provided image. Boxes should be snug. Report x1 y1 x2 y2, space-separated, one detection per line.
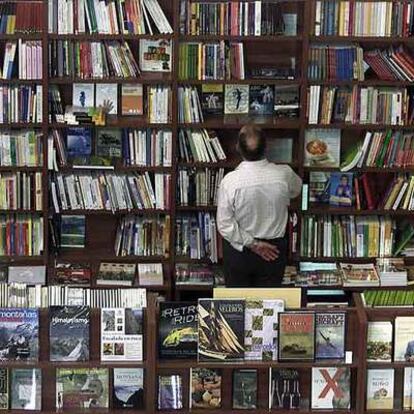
249 241 279 262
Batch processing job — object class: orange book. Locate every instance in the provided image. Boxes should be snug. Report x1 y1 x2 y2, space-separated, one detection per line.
121 84 143 115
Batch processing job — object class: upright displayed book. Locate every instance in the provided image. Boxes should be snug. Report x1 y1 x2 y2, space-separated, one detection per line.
232 369 257 409
0 368 8 410
224 85 249 114
394 316 414 361
315 312 346 360
190 368 221 409
113 368 144 409
157 375 183 410
366 369 394 410
270 369 301 410
11 368 41 410
304 129 341 167
367 321 393 362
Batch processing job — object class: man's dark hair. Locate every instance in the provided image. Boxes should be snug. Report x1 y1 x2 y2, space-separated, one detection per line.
237 125 266 161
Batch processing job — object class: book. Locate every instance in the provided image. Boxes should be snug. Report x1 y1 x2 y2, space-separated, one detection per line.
244 299 284 361
311 367 351 409
8 266 46 285
60 215 86 248
367 321 393 362
315 312 346 360
304 129 341 167
0 308 38 361
394 316 414 361
96 128 122 158
11 369 41 410
158 301 198 359
232 369 257 409
138 263 163 286
0 368 8 410
113 368 144 409
66 128 92 157
224 84 249 114
270 369 301 410
403 367 413 410
56 368 109 409
249 85 274 115
190 368 221 409
54 262 91 285
198 299 245 361
266 138 293 163
274 86 300 118
157 375 183 410
121 84 143 116
309 172 330 203
278 312 315 361
49 306 89 362
366 369 394 410
201 85 224 115
340 263 380 287
329 173 353 207
139 39 172 72
72 83 94 108
101 308 143 361
95 84 118 115
97 263 136 286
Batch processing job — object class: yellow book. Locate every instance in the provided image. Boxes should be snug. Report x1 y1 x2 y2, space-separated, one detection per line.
368 217 379 257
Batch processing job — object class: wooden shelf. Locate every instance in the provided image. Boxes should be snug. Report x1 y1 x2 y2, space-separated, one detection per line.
0 166 44 171
47 33 174 40
181 78 301 85
56 209 169 215
49 120 173 129
306 123 414 130
49 73 172 84
179 116 299 129
179 34 303 41
174 284 214 291
176 205 217 211
0 33 42 40
303 166 413 173
310 35 414 43
59 165 172 172
308 79 414 87
303 207 414 216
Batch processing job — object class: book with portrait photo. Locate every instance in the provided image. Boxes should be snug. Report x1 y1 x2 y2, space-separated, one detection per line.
329 172 353 207
249 85 274 115
201 85 224 115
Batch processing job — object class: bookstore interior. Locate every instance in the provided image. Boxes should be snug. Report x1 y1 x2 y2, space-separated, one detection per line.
2 0 414 412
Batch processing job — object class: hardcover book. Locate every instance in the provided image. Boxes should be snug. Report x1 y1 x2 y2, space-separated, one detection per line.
49 306 90 362
139 39 172 72
157 375 183 410
0 308 38 361
72 83 94 108
278 312 315 361
113 368 144 409
96 129 122 158
8 266 46 285
11 369 41 410
329 173 353 207
311 367 351 409
366 369 394 410
394 316 414 361
158 301 198 359
304 129 341 167
0 368 8 410
56 368 109 409
244 299 284 361
224 84 249 114
249 85 274 115
315 312 346 360
232 369 257 409
198 299 244 361
97 263 136 286
121 84 143 116
101 308 143 361
270 369 301 410
66 128 92 157
190 368 221 409
95 83 118 115
201 85 224 115
367 321 393 362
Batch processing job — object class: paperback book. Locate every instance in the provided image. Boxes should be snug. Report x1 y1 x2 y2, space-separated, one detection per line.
121 84 143 116
113 368 144 409
72 83 94 108
394 316 414 361
60 215 86 248
0 368 8 410
11 369 41 410
8 266 46 285
232 369 257 409
190 368 221 409
315 312 346 360
96 129 122 158
366 369 394 410
329 173 353 207
304 129 341 167
139 39 172 72
138 263 163 286
224 85 249 114
95 84 118 115
201 85 224 115
367 321 393 362
97 263 136 286
157 375 183 410
249 85 274 115
270 369 301 410
66 128 92 157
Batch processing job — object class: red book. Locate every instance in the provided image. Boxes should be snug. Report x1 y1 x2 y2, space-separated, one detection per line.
360 173 376 210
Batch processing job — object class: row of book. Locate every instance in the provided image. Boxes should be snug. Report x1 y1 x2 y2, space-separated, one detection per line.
114 214 170 257
179 0 297 36
179 42 245 80
48 0 172 35
0 1 43 34
0 131 43 167
50 172 171 212
1 41 42 80
314 1 414 37
49 40 140 79
0 214 43 256
300 215 395 258
175 263 224 286
0 172 42 211
177 167 224 206
0 85 43 124
307 86 412 125
178 129 227 164
363 289 414 306
175 212 220 262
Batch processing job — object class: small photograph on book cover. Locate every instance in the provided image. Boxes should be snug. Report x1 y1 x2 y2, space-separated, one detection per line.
201 85 224 115
249 85 274 115
66 128 92 157
96 129 122 158
315 312 346 360
304 129 341 167
139 39 172 72
329 173 353 207
190 368 221 409
224 85 249 114
113 368 144 409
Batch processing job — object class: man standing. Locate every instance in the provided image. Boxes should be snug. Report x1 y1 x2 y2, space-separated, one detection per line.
217 125 302 287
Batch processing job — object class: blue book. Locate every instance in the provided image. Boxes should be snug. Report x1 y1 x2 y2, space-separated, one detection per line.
66 128 92 157
329 172 353 207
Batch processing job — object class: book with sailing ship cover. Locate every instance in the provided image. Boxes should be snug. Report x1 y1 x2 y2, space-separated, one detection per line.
198 299 244 361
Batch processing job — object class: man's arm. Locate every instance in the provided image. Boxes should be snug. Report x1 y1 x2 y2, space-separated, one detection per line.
287 166 303 198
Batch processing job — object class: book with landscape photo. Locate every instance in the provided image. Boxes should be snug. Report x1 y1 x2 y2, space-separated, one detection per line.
113 368 144 409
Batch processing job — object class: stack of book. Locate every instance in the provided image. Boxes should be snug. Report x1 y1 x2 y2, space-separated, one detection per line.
376 258 408 286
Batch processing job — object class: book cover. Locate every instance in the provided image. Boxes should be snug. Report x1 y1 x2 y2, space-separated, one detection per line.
158 301 198 359
232 369 257 409
366 369 394 410
60 215 85 248
201 85 224 115
121 84 143 116
394 316 414 361
72 83 94 108
97 263 136 286
244 299 284 361
157 375 183 410
66 128 92 157
95 83 118 115
249 85 274 115
367 321 393 362
329 173 353 207
266 138 293 163
274 86 300 118
309 172 330 203
278 312 315 361
190 368 221 409
224 85 249 114
311 367 351 409
56 368 109 409
101 308 143 361
54 262 91 285
138 263 163 286
270 369 301 410
315 312 346 360
11 368 41 410
403 367 413 410
139 39 172 72
49 306 90 362
304 129 341 167
96 129 122 158
0 308 38 361
198 299 245 361
0 368 8 410
8 266 46 285
113 368 144 409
